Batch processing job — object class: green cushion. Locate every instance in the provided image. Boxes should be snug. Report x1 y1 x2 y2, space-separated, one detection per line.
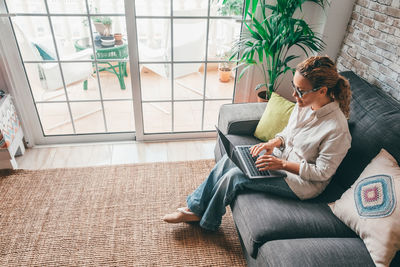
254 92 295 141
33 43 55 61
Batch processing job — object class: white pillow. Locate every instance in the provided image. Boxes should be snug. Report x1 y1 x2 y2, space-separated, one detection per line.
329 149 400 267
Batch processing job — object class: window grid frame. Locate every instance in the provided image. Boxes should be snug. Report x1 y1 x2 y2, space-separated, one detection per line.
4 0 242 138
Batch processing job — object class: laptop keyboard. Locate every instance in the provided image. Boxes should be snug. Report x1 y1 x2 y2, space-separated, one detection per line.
236 146 270 177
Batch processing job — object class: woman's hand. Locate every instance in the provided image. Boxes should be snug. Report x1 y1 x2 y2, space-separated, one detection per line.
255 154 286 171
249 142 275 157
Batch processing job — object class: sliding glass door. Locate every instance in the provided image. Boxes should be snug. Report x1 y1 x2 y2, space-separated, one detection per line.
135 0 242 138
1 0 242 143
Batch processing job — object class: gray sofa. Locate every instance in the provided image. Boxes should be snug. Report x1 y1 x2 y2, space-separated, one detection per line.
215 71 400 266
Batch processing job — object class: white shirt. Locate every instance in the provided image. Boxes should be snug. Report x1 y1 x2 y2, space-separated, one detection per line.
275 101 351 200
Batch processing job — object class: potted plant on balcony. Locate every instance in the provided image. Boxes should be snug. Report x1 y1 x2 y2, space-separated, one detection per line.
93 16 112 37
218 51 234 82
230 0 327 101
218 61 233 82
217 0 244 16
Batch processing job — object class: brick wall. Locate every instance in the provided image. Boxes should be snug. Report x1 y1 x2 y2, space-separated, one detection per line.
336 0 400 100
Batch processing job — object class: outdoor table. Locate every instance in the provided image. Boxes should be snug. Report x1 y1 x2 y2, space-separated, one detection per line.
75 38 128 89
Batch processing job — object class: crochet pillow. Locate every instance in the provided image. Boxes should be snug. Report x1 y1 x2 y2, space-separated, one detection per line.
329 149 400 267
254 92 295 141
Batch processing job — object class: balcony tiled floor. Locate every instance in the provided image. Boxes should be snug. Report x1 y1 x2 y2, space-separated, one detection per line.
29 64 234 135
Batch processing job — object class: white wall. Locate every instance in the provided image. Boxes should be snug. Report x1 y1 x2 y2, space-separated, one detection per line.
319 0 357 60
235 0 356 103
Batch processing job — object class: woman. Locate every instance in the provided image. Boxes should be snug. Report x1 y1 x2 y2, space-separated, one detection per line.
163 56 352 231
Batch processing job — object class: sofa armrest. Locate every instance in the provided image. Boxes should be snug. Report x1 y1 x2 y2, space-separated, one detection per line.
217 102 267 136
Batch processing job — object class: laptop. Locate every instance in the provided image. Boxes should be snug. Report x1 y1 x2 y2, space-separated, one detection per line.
216 126 286 179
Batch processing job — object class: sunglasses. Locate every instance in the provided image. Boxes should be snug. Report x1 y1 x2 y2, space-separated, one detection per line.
291 81 323 98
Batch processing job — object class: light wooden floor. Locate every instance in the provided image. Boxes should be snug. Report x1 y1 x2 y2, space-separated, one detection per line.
15 139 216 170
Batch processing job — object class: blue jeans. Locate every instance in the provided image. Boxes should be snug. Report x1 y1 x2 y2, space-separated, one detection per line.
187 154 298 231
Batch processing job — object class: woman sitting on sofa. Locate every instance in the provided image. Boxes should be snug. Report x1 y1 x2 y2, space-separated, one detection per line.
163 56 352 231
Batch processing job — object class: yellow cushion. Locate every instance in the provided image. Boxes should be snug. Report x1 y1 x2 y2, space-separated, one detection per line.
254 92 295 141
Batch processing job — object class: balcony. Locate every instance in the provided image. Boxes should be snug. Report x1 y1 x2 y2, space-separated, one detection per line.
30 63 234 135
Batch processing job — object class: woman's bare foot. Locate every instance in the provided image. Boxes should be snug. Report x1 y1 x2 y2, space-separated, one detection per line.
162 207 201 223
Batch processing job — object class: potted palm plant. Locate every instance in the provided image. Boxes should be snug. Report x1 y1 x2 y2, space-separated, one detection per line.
230 0 327 101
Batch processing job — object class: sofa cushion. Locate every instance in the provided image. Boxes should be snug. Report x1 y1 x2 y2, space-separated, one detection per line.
231 191 356 258
329 149 400 267
257 238 374 267
254 92 295 141
333 72 400 189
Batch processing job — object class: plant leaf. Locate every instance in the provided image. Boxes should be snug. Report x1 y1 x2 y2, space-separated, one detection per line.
251 0 258 20
255 83 268 91
238 64 253 80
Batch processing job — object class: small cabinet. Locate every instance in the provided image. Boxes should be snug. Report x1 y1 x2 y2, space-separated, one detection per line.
0 94 25 169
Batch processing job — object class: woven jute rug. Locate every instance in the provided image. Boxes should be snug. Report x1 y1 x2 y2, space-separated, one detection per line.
0 160 246 266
